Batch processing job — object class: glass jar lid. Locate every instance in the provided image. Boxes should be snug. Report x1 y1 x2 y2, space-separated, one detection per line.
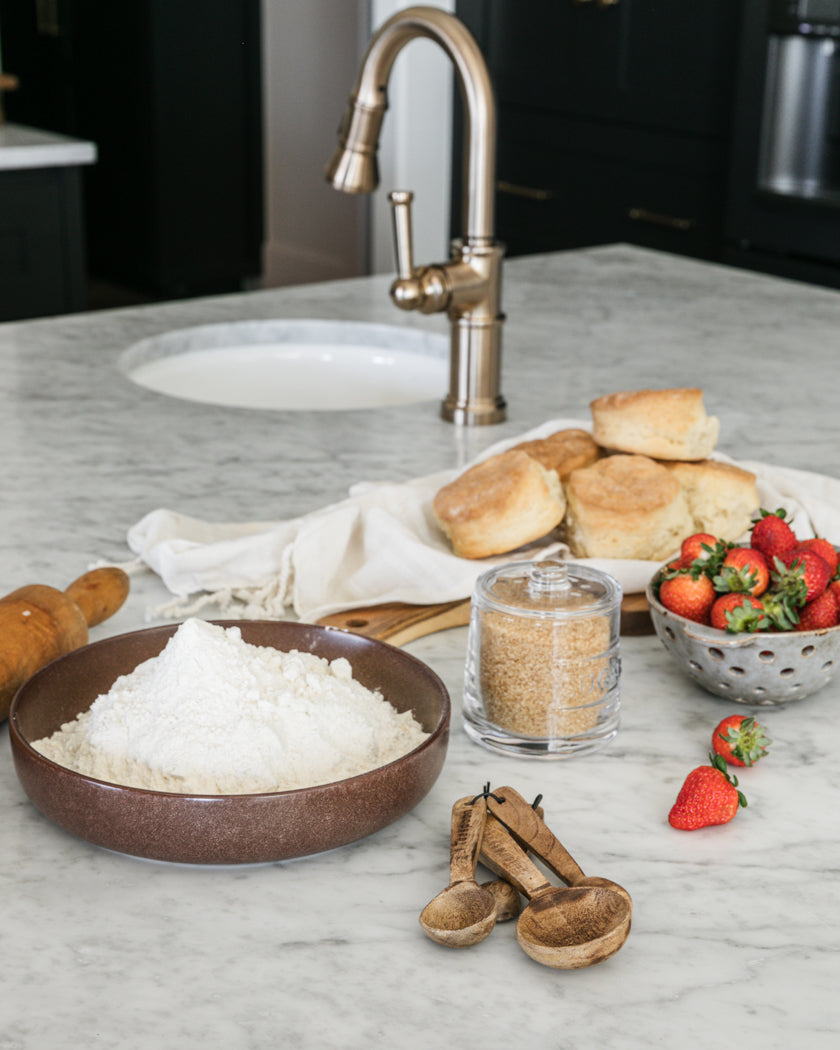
473 558 622 620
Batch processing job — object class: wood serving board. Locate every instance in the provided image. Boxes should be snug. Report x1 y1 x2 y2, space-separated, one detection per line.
316 592 652 646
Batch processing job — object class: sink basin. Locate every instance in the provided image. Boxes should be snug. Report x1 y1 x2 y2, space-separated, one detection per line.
119 320 448 410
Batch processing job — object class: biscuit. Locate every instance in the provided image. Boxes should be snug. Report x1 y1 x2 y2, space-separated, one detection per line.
590 388 719 461
660 459 758 543
433 449 566 559
512 428 602 480
563 454 694 560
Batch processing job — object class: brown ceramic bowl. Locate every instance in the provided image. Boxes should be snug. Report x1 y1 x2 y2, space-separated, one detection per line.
9 620 450 865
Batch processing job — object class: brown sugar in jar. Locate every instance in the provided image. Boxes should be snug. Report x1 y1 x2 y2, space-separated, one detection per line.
463 560 621 758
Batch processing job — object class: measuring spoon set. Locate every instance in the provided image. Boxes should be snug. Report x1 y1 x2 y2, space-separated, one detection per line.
419 785 632 969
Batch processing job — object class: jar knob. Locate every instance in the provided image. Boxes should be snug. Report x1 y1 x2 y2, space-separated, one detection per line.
526 559 571 599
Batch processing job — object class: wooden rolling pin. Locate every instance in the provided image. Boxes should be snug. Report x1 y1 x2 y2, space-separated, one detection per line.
0 567 130 721
316 592 652 645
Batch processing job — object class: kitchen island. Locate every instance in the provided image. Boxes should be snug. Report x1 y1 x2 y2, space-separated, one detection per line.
1 245 838 1048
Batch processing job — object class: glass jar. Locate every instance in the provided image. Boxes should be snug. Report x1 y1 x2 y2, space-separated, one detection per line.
463 559 621 758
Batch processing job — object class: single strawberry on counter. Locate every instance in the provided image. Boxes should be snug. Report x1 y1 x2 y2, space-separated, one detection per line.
669 754 748 830
710 592 768 632
712 714 771 767
751 508 797 562
658 571 716 625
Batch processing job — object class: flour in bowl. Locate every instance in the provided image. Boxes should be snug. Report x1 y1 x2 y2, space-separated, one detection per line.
33 618 429 794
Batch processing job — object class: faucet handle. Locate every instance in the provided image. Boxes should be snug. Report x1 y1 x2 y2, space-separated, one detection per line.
388 190 416 280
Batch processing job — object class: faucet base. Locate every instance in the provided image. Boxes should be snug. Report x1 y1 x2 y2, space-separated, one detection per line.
441 310 506 425
441 396 507 426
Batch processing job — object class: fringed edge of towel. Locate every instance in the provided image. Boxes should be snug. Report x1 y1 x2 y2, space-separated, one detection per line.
143 544 296 623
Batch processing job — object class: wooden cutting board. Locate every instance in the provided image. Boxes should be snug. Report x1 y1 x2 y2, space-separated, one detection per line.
316 592 652 645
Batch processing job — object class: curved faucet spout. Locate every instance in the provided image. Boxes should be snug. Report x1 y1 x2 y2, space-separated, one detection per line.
326 4 496 242
326 5 506 426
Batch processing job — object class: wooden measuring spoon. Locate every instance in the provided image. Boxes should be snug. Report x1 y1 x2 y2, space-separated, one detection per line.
480 813 631 969
487 786 632 912
480 878 522 922
419 796 498 948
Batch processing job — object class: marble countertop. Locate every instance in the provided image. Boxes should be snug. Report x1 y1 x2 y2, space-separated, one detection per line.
0 122 96 170
2 245 839 1048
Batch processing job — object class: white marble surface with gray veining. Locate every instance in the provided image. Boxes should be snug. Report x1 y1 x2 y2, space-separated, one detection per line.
1 246 839 1049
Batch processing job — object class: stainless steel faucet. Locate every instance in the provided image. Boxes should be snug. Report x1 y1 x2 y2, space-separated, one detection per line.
325 4 506 425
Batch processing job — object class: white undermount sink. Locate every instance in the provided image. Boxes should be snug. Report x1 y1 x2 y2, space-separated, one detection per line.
119 320 448 411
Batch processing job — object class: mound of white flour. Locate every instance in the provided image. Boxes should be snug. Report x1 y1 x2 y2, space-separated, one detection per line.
34 618 429 794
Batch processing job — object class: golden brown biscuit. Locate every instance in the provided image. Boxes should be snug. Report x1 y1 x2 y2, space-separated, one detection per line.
660 459 758 543
563 454 693 560
512 428 602 480
433 449 566 559
590 388 719 461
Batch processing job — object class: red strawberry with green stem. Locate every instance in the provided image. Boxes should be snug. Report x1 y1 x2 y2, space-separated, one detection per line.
797 589 838 630
680 532 721 570
795 537 839 576
710 592 768 632
773 548 831 606
712 715 771 767
761 589 800 631
668 754 748 830
751 508 797 562
659 571 716 624
714 547 770 597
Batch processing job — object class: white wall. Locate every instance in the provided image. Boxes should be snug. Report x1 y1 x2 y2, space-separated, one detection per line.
260 0 369 287
261 0 455 288
368 0 456 274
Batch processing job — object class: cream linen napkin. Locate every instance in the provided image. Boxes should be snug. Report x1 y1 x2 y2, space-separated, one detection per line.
126 419 840 623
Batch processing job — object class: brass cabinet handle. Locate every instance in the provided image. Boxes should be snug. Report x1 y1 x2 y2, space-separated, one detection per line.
627 207 696 231
497 180 554 201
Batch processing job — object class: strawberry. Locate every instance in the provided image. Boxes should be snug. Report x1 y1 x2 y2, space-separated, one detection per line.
712 715 771 767
710 592 768 632
668 754 748 830
760 589 800 631
795 537 839 576
773 548 831 606
659 571 716 624
714 547 769 597
797 589 838 631
829 579 840 613
751 508 797 562
680 532 720 569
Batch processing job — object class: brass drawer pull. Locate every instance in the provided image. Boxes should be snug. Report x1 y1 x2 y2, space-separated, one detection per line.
627 207 696 231
497 180 554 202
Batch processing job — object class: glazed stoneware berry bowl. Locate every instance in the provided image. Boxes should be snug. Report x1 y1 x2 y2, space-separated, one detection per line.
9 620 450 864
645 577 840 705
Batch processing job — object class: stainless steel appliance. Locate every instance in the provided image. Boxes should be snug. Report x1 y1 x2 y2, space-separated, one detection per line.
727 0 840 284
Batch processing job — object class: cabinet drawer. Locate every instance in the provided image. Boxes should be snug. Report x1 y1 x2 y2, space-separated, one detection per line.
494 109 729 258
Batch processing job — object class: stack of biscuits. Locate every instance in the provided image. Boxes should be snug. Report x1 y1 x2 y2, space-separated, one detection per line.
432 388 759 561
